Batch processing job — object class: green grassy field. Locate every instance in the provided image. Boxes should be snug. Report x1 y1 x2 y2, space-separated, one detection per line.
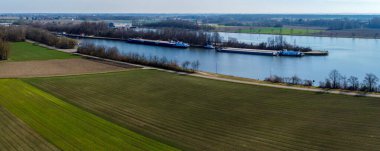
235 27 323 35
0 106 59 151
9 42 78 61
0 79 177 151
25 69 380 151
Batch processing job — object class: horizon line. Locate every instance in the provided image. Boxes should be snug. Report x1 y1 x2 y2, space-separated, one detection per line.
2 12 380 15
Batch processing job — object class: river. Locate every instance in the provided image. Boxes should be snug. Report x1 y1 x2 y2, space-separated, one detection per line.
81 33 380 83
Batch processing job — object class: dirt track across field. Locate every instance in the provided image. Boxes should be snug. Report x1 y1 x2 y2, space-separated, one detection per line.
0 58 132 78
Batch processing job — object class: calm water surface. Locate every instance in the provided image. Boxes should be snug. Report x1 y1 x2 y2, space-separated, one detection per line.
82 33 380 83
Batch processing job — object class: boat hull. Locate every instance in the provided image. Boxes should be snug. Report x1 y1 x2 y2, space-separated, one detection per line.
217 48 278 56
127 39 189 49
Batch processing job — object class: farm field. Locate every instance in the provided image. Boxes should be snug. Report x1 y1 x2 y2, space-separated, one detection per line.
9 42 78 61
25 69 380 151
0 58 128 78
0 79 178 151
0 42 132 78
234 27 323 35
0 106 58 151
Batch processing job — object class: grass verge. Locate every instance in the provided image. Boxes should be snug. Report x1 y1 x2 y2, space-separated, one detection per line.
25 69 380 151
9 42 78 61
0 79 177 151
235 27 323 35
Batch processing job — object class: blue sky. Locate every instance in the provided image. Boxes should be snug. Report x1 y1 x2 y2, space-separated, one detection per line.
1 0 380 14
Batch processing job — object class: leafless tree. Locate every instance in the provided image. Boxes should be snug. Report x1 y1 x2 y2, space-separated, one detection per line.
347 76 360 90
341 76 348 89
182 61 191 70
191 61 200 72
291 75 301 85
0 40 9 60
329 70 342 89
363 73 379 92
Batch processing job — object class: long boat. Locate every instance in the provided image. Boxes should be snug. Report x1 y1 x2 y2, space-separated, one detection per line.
217 47 328 57
127 38 190 48
216 47 279 56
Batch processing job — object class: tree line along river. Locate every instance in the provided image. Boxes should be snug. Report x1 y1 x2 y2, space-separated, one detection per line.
80 32 380 83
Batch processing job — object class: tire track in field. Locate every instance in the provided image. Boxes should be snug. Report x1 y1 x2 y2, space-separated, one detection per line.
0 106 59 151
41 78 380 150
25 70 380 151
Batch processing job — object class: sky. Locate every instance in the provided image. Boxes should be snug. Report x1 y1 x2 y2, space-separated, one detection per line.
1 0 380 14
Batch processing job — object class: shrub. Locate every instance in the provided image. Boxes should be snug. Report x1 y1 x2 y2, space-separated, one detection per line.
265 75 283 83
0 26 26 42
0 26 77 49
55 37 77 49
0 40 10 60
266 75 314 87
77 43 199 73
303 80 313 87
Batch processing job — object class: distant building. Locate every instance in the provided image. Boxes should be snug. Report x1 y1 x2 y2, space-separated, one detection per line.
109 22 133 29
0 23 12 27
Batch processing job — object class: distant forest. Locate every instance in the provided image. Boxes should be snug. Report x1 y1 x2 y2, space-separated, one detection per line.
142 20 215 30
177 14 380 30
140 15 380 31
196 16 380 30
9 14 380 30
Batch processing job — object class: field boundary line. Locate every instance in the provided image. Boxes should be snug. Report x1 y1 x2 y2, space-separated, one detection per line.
2 69 134 79
191 73 380 98
25 40 77 53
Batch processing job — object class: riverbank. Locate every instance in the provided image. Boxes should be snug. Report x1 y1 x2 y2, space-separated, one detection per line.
216 26 323 36
196 71 380 98
76 49 380 98
216 26 380 40
73 50 380 98
64 33 124 41
27 40 380 98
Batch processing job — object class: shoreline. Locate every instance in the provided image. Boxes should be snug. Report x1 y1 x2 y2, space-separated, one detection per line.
217 30 380 40
62 33 329 55
26 40 380 98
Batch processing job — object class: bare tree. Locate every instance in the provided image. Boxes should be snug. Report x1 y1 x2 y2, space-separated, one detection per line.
0 40 9 60
181 61 191 70
211 32 221 45
347 76 360 90
291 75 301 85
341 76 348 89
191 61 200 72
303 80 313 86
323 79 332 89
329 70 342 89
363 73 379 92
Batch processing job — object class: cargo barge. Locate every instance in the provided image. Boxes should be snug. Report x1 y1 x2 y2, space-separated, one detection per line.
216 47 279 56
127 38 190 48
216 48 327 57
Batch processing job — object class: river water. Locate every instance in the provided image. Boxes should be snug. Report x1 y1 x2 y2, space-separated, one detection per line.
81 33 380 83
